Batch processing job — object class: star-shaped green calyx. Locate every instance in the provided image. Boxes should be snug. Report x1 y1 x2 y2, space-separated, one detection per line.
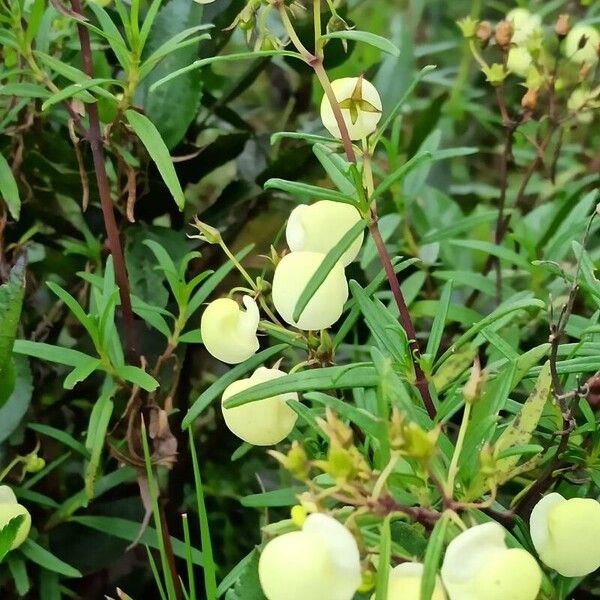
337 77 382 124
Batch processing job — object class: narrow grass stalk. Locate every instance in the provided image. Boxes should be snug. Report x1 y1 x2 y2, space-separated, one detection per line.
188 428 218 600
141 421 180 600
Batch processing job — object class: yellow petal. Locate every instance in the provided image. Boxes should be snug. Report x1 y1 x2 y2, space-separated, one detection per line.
221 367 298 445
259 514 361 600
384 563 446 600
200 295 260 364
531 492 600 577
272 251 348 331
320 77 382 141
507 47 532 78
442 522 541 600
0 493 32 550
286 201 363 267
564 25 600 66
506 8 542 45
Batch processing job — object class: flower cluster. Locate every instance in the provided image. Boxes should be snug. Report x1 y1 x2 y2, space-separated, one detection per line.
257 491 600 600
459 8 600 121
195 75 386 446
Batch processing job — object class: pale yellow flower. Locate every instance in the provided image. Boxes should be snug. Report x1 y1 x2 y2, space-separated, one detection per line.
286 201 363 267
259 513 361 600
200 295 260 364
221 367 298 445
507 46 533 77
506 8 542 45
564 25 600 65
373 563 446 600
441 522 541 600
0 486 31 551
320 77 382 141
530 492 600 577
271 251 348 330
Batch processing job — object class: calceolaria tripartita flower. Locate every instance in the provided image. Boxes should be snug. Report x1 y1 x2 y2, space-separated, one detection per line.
373 562 446 600
0 485 32 551
530 492 600 577
320 77 382 141
286 201 364 267
221 367 298 446
564 25 600 65
258 512 361 600
506 8 542 45
272 251 348 331
441 522 541 600
200 295 260 364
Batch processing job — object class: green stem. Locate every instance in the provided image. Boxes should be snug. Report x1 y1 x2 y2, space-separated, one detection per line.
445 401 472 496
219 241 257 290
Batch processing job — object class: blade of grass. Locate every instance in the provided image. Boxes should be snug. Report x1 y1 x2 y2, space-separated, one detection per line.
189 428 217 600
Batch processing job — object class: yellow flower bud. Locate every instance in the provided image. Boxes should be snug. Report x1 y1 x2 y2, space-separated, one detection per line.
441 522 541 600
507 47 533 78
221 367 298 445
530 492 600 577
200 295 260 364
259 513 361 600
372 563 446 600
506 8 542 46
0 485 31 551
286 201 363 267
271 252 348 331
320 77 382 141
564 25 600 65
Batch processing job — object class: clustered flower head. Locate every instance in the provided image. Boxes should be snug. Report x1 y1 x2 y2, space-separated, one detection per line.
0 485 31 551
258 512 361 600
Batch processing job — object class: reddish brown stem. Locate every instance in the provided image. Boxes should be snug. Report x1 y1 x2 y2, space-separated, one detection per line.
368 218 436 418
70 0 136 358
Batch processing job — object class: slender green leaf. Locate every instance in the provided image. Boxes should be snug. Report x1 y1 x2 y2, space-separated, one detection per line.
223 363 379 409
321 30 400 56
293 219 367 321
125 109 185 210
0 154 21 221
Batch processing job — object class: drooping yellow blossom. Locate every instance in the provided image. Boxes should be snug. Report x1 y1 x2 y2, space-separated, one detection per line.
221 367 298 446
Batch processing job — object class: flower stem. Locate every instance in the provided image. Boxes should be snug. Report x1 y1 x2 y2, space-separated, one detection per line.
278 2 435 418
445 401 472 496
